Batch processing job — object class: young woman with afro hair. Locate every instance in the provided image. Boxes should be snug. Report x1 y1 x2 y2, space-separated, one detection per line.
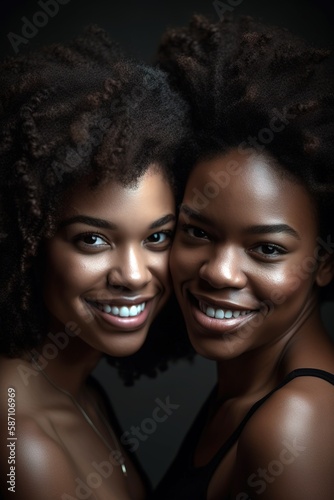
0 25 190 500
152 14 334 500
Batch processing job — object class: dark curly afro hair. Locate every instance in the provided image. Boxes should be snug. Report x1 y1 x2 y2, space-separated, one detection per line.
0 25 193 382
157 14 334 299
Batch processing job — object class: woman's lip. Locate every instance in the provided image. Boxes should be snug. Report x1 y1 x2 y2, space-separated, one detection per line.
84 297 152 306
187 293 260 335
190 301 259 334
191 292 259 312
85 299 153 331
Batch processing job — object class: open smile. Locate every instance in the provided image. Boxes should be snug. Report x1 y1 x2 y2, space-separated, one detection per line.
84 298 154 331
187 292 261 334
199 300 253 319
87 300 146 318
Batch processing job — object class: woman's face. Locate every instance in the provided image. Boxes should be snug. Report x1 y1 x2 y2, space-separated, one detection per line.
43 165 175 357
170 149 331 361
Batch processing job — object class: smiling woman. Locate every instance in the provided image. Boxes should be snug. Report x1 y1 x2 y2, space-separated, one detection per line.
43 167 175 357
153 13 334 500
172 149 329 359
0 26 188 500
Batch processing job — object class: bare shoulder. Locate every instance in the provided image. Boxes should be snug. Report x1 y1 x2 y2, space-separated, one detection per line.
233 375 334 500
1 416 79 500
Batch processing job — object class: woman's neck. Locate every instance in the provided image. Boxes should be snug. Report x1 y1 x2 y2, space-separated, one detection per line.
215 305 327 401
28 321 103 400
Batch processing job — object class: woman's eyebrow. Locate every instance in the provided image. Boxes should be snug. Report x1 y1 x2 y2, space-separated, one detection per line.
58 214 176 230
245 224 301 240
58 215 118 230
180 205 300 239
179 204 212 225
149 214 176 229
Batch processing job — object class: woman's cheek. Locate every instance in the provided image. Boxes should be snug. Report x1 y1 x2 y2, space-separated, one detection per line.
170 241 190 285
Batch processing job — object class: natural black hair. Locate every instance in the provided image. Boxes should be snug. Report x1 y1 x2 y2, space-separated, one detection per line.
157 14 334 297
0 25 191 363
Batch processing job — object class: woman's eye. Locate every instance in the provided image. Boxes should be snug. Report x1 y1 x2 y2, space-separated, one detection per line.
182 224 209 239
261 245 278 255
251 243 286 257
75 233 108 247
145 231 172 246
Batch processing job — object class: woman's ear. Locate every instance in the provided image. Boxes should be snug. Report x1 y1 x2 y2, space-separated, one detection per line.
316 253 334 288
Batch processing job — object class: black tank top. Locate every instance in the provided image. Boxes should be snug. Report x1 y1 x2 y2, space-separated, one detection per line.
151 368 334 500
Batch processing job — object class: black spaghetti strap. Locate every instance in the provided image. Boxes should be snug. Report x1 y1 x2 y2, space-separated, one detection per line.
205 368 334 472
286 368 334 385
151 368 334 500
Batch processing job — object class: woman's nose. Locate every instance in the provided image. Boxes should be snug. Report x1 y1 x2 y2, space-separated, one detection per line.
198 245 247 290
107 245 151 291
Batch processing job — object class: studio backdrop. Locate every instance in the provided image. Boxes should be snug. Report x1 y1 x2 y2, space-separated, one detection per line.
1 0 333 487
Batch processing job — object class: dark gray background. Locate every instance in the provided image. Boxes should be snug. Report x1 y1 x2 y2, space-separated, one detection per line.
1 0 333 487
1 0 334 60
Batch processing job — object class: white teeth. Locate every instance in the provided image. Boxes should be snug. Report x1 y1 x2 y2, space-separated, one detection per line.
207 307 215 318
120 306 130 317
199 301 251 320
96 302 145 317
129 305 139 317
215 309 225 319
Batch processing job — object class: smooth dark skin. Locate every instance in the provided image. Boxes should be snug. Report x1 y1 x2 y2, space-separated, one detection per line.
170 149 334 500
0 166 175 500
